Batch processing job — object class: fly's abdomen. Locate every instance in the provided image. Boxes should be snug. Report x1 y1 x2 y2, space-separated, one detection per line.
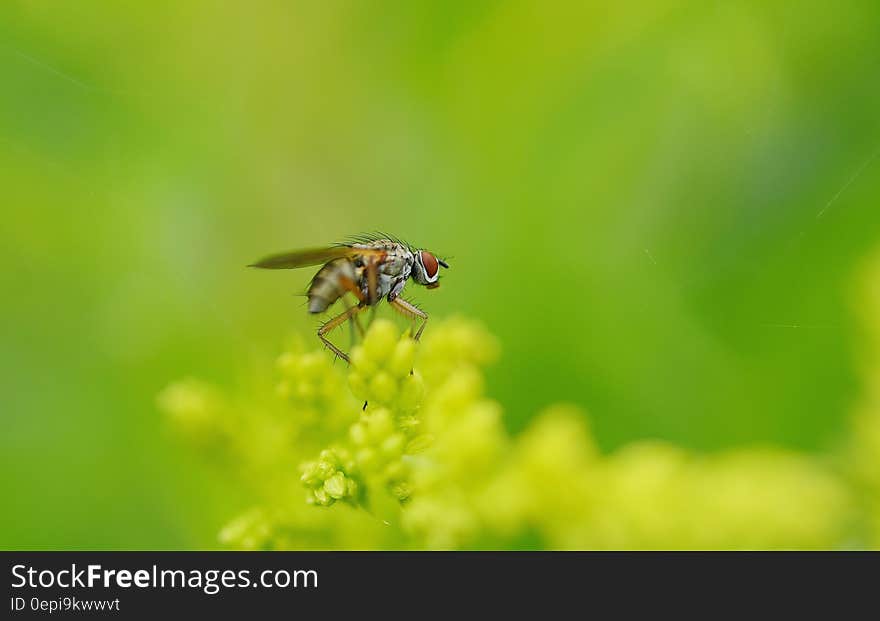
307 259 357 313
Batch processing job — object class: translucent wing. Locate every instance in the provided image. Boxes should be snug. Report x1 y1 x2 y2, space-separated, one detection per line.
249 245 385 270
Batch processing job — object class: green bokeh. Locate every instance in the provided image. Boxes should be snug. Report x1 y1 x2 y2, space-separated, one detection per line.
2 1 879 548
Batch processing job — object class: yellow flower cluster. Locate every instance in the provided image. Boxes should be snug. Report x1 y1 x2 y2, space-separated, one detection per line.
276 335 357 435
159 294 880 549
300 448 360 507
403 398 850 550
347 320 425 410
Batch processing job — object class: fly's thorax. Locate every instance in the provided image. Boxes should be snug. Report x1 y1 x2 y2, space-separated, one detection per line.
379 246 414 279
353 241 414 298
379 245 414 299
352 241 414 276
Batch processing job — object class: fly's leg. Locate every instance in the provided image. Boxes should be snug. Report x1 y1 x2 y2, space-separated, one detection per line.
317 304 367 364
389 296 429 341
389 297 428 376
365 258 379 306
351 309 365 341
337 276 366 346
339 298 365 350
363 258 381 332
340 273 370 409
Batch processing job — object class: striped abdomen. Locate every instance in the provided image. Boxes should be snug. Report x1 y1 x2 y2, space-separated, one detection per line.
307 259 358 313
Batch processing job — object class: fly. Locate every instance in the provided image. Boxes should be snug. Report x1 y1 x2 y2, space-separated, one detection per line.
250 234 449 363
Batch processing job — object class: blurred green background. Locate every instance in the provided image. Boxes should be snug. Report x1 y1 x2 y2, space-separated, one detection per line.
2 1 879 548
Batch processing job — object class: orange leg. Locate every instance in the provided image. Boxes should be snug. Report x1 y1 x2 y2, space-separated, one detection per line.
337 276 366 339
389 297 429 341
318 304 367 363
365 259 379 305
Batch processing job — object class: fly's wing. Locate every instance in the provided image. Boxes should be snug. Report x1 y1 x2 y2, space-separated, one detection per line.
249 246 384 270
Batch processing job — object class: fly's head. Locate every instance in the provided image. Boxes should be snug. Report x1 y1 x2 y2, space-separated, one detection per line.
411 250 449 289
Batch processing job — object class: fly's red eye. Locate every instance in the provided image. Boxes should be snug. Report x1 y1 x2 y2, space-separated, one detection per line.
421 251 439 279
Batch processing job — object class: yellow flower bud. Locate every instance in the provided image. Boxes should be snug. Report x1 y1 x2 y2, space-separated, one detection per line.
350 345 376 376
362 318 399 361
398 372 425 411
389 338 417 377
369 371 398 403
347 371 369 400
324 473 348 499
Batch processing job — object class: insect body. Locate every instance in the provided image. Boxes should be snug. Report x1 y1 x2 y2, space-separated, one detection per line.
250 235 449 363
